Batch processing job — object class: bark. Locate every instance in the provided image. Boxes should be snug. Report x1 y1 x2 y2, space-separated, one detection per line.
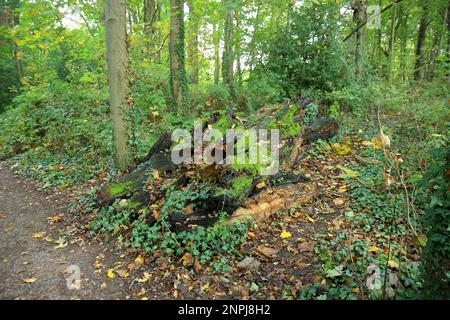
222 2 235 98
187 0 200 84
143 0 160 60
213 22 221 86
351 0 367 80
105 0 133 169
169 0 188 114
387 2 398 80
414 4 429 81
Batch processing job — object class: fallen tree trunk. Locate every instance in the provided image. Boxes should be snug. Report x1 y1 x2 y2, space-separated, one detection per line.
97 98 338 231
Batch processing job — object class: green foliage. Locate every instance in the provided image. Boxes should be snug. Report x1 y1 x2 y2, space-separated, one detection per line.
421 145 450 299
90 180 249 270
262 3 350 95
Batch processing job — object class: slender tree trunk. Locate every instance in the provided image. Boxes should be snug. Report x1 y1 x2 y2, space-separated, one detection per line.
447 1 450 79
400 10 409 81
144 0 160 60
105 0 133 169
248 2 261 74
352 0 367 80
187 1 199 84
213 22 221 86
414 4 429 81
169 0 188 114
222 1 235 98
387 2 398 80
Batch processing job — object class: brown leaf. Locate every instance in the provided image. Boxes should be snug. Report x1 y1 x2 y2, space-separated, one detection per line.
256 245 279 259
181 252 194 267
116 269 129 278
193 259 202 273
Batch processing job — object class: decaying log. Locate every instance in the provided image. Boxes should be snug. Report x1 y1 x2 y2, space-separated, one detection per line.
96 98 339 230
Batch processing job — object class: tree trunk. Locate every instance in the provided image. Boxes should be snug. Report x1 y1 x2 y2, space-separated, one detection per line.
414 4 429 81
187 1 200 84
213 22 221 86
105 0 133 170
143 0 160 60
351 0 367 80
387 2 398 80
222 1 235 98
169 0 188 114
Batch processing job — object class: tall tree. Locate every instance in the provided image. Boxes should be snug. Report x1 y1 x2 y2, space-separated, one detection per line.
105 0 133 169
387 1 398 80
222 0 235 98
414 3 429 81
169 0 188 114
213 22 221 86
351 0 367 79
187 0 199 84
143 0 160 61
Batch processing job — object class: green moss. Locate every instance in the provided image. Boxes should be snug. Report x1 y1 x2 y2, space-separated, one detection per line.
216 175 254 200
107 181 135 197
267 103 301 139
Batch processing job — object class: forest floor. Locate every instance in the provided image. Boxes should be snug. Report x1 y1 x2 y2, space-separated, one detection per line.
0 140 351 300
1 128 418 300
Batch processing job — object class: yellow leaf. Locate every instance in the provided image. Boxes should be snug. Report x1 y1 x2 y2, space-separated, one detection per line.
32 232 46 238
256 182 266 189
305 214 315 223
135 255 144 264
371 137 383 150
388 260 399 270
333 198 344 206
107 269 115 279
368 246 380 253
201 283 209 291
337 165 359 178
43 236 53 242
152 170 160 180
280 230 292 239
361 140 373 147
332 141 352 156
23 277 37 283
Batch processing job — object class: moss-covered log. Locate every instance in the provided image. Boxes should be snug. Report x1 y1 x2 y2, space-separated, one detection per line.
96 98 338 230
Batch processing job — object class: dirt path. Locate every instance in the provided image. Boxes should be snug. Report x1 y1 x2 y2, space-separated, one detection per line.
0 162 131 300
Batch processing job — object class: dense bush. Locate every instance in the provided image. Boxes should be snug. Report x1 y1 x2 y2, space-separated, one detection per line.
261 3 351 96
421 145 450 299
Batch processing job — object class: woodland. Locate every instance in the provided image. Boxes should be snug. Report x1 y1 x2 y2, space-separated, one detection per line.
0 0 449 300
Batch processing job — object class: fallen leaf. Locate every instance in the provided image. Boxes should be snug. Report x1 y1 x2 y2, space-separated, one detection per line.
135 255 145 264
280 230 292 239
334 198 344 206
388 260 399 270
305 214 315 223
256 182 266 189
32 232 46 238
256 246 279 259
107 269 115 279
23 277 37 283
181 252 194 267
116 269 129 278
152 170 160 180
337 165 359 178
368 246 380 253
193 259 202 273
47 214 64 224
